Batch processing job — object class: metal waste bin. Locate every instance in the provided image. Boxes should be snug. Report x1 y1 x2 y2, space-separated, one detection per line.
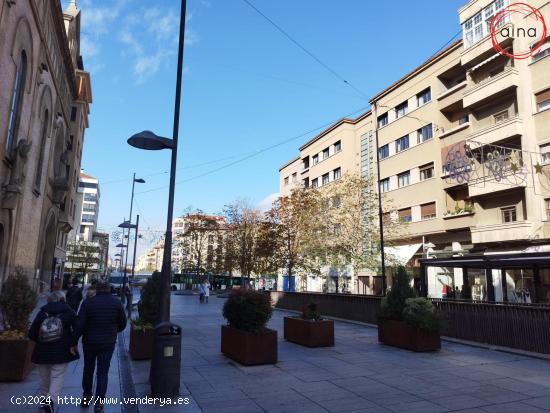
150 321 182 397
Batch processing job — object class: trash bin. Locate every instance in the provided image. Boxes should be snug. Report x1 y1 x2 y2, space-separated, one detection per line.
150 321 182 397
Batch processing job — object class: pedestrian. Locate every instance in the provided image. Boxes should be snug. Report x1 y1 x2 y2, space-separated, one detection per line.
199 281 205 304
74 281 127 412
202 279 210 304
28 290 79 413
85 279 97 299
66 277 83 312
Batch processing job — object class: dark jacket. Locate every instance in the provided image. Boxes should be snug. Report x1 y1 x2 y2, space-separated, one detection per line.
28 302 80 364
75 291 127 345
66 285 83 312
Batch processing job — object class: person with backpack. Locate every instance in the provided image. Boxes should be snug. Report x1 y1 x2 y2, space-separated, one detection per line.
74 281 127 412
66 278 83 312
28 290 79 413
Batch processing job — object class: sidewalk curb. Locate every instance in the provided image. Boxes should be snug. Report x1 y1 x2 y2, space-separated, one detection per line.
117 331 139 413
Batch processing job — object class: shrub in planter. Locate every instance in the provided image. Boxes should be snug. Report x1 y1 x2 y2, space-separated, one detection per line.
284 302 334 347
378 266 440 352
131 272 161 360
221 289 276 365
0 269 38 381
129 318 155 360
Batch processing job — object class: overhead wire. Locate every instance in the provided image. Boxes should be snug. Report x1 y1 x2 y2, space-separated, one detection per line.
241 0 369 100
135 104 371 196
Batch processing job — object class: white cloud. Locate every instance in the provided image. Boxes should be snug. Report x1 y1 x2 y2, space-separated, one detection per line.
80 35 100 58
257 193 279 212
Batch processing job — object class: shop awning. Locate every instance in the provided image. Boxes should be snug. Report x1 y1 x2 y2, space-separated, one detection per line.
384 244 422 266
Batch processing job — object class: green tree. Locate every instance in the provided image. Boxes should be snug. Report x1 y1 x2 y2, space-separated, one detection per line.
66 240 102 283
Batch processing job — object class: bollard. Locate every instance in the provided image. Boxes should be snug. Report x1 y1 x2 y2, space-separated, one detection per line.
150 322 182 397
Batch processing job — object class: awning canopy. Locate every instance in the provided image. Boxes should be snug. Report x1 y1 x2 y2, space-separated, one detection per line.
419 251 550 269
470 52 503 72
385 244 422 266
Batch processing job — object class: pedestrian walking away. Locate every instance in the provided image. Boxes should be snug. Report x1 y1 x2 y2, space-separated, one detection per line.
203 279 210 304
74 281 127 413
28 290 80 413
66 278 83 312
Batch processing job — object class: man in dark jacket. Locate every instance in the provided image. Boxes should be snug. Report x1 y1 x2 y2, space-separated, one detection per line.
66 278 83 312
28 290 79 413
75 281 127 412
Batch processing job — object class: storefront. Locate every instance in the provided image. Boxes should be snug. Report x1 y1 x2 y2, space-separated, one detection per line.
419 252 550 303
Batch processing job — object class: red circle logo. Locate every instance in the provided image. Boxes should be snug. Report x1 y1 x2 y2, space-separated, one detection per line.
490 2 547 60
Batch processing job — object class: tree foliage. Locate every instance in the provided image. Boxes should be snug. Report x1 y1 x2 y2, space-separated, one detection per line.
66 240 102 278
0 268 38 332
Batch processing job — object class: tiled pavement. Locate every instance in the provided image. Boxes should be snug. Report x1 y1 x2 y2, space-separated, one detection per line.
128 294 550 413
4 293 550 412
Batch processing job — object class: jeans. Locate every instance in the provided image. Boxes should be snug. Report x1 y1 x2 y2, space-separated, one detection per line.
82 342 115 400
38 363 69 400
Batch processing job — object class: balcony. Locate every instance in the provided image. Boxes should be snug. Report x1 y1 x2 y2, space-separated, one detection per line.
443 212 475 231
466 116 523 146
437 81 467 112
471 221 533 244
463 68 519 108
469 175 527 198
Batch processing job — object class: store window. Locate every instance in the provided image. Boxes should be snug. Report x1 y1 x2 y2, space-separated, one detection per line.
504 269 534 303
468 269 488 301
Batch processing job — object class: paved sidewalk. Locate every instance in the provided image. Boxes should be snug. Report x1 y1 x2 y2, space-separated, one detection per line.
158 294 550 413
0 339 122 413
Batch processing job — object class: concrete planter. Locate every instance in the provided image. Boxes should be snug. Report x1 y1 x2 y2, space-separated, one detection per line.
284 317 334 347
0 339 34 381
129 326 155 360
221 325 277 365
378 319 440 352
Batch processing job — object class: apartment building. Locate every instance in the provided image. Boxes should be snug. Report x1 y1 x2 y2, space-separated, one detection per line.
368 0 550 302
71 172 100 242
279 111 375 293
0 0 92 290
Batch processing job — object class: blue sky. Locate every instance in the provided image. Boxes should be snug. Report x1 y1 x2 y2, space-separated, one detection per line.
74 0 465 256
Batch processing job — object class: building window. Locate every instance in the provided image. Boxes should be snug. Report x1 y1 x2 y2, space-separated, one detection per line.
380 178 390 193
459 114 469 125
291 172 297 183
322 148 330 160
398 208 412 222
398 171 410 187
417 88 431 106
302 178 309 188
332 196 341 208
333 167 341 181
378 144 389 160
312 154 319 165
546 199 550 220
501 206 517 223
395 101 408 119
421 202 436 220
463 0 507 49
536 89 550 112
494 109 509 123
322 173 330 186
541 144 550 165
70 106 77 122
417 124 433 143
377 113 388 128
284 177 289 186
334 140 341 153
311 178 318 188
533 42 550 62
395 135 409 153
419 162 434 181
34 109 50 190
302 157 309 170
6 51 27 157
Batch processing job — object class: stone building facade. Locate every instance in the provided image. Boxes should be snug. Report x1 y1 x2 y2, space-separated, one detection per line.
0 0 92 290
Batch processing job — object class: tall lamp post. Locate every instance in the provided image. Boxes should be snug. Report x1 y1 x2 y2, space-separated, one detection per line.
120 174 145 300
373 102 387 294
119 215 140 314
127 0 186 398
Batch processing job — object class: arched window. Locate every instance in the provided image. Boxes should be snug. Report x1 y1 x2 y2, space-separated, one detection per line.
34 109 49 190
6 51 27 156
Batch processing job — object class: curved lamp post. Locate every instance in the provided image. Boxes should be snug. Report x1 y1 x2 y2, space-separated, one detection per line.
127 0 186 399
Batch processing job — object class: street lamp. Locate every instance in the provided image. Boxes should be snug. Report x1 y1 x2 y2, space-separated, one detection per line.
127 0 186 399
119 174 145 304
119 216 140 314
